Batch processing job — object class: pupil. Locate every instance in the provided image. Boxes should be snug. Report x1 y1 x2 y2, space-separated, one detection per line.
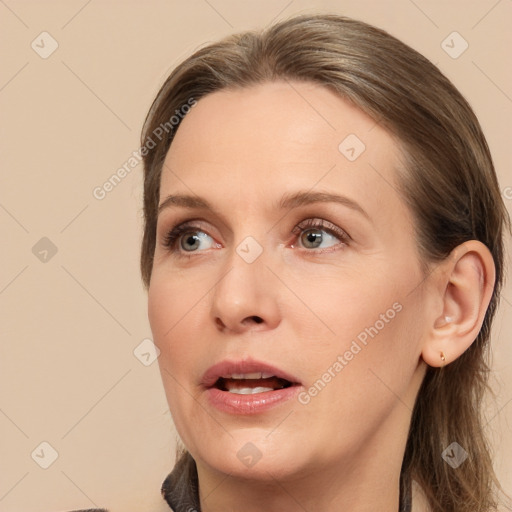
303 229 322 248
182 233 200 251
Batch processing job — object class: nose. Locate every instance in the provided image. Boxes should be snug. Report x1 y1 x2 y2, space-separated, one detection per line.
210 246 282 334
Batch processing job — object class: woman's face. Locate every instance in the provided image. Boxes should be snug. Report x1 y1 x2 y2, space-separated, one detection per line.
148 81 430 483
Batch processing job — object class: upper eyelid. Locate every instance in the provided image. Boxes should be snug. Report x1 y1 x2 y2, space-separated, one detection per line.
292 218 349 236
157 200 359 232
158 210 229 236
163 217 344 236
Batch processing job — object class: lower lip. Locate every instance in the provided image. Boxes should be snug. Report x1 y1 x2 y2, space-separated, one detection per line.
206 385 301 415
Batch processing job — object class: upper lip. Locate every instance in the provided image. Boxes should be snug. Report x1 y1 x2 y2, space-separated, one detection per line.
201 358 301 388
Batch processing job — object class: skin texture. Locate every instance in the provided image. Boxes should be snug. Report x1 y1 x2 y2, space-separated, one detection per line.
148 81 495 512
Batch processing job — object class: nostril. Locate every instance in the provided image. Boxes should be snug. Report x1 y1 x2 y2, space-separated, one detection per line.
215 315 264 330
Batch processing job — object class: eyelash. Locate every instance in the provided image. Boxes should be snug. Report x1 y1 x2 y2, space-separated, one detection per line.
161 218 349 257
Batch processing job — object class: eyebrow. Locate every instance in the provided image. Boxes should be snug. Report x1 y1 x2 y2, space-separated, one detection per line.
158 191 370 220
276 191 370 219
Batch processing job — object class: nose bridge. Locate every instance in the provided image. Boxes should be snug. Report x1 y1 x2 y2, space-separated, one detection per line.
210 235 281 332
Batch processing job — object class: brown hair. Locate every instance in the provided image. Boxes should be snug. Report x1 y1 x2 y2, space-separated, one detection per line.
140 13 511 512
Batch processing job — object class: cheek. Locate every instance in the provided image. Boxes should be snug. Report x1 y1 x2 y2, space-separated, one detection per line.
314 297 420 413
148 277 202 425
147 278 174 351
286 267 404 351
289 268 419 403
148 264 210 340
293 303 419 458
148 270 200 371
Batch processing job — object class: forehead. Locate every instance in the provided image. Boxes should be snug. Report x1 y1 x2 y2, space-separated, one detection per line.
160 81 408 228
165 80 394 165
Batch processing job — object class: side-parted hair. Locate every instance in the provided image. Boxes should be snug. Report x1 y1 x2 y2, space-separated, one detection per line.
140 14 511 512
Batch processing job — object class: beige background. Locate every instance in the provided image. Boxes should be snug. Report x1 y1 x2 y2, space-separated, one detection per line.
0 1 511 510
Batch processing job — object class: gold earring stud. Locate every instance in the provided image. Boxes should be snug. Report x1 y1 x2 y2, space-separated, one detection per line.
440 351 446 366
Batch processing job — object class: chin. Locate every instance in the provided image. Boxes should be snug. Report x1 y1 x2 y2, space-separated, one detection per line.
192 428 310 481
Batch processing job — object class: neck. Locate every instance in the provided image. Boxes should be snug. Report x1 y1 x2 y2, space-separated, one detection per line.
199 465 401 512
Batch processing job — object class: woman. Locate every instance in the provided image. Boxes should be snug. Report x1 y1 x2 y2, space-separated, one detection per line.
75 12 511 512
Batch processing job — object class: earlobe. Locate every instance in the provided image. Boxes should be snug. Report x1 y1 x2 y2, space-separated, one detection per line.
421 240 496 368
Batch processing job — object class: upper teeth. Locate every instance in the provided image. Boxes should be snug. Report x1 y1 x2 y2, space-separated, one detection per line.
227 372 274 379
228 387 275 394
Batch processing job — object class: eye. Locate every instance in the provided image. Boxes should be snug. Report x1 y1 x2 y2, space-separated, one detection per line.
162 221 218 254
161 218 349 257
291 218 349 252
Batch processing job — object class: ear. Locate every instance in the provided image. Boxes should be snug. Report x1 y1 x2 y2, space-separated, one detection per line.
421 240 496 368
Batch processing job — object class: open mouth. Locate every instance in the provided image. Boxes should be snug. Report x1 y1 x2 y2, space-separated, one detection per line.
203 361 301 413
214 373 294 395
